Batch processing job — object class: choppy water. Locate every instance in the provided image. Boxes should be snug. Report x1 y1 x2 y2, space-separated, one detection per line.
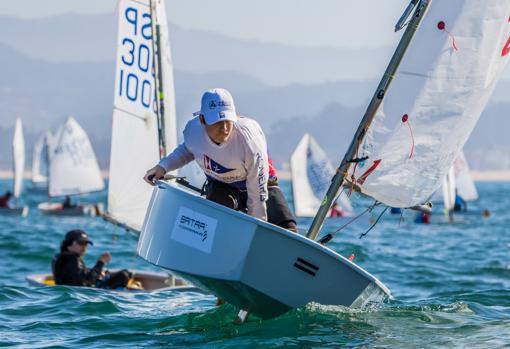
1 179 509 348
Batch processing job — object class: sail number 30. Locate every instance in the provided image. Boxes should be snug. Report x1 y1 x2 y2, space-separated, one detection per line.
118 6 155 110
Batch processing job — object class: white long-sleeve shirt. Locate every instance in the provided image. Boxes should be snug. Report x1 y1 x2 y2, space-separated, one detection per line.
159 116 269 220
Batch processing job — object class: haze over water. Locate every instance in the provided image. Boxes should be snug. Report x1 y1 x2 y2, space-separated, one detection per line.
1 179 509 348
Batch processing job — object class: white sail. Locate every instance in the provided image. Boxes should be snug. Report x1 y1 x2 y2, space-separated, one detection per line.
291 134 353 217
48 117 104 197
354 0 510 208
430 150 478 204
12 118 25 199
442 165 456 211
108 0 178 231
453 151 478 201
31 132 51 185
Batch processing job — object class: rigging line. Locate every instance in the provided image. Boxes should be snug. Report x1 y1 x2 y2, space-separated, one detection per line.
332 186 346 205
359 206 389 239
318 201 380 245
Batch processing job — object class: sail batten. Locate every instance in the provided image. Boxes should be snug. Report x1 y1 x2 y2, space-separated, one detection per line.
355 0 510 208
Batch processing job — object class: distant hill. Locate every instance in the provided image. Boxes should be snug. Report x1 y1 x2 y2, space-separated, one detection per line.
266 102 510 170
0 14 392 85
0 43 380 169
0 13 509 172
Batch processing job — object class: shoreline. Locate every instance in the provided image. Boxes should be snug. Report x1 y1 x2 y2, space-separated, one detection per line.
1 170 510 182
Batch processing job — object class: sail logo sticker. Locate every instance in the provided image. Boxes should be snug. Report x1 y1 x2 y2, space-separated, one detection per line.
171 206 217 254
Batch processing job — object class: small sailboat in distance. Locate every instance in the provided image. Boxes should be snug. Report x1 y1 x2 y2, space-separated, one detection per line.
0 118 29 216
430 151 478 218
31 131 52 192
290 133 353 218
453 152 478 202
38 117 104 216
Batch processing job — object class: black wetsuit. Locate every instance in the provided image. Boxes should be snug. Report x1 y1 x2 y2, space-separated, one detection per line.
52 252 104 287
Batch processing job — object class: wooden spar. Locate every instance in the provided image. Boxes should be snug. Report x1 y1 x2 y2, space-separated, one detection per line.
149 0 167 158
306 0 431 240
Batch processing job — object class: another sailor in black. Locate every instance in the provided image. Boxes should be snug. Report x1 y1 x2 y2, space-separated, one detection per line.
52 230 130 289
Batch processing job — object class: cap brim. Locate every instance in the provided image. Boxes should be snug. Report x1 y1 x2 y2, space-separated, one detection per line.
77 239 93 245
203 110 237 125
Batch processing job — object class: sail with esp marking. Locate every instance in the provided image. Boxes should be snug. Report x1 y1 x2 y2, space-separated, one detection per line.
352 0 510 208
108 0 178 231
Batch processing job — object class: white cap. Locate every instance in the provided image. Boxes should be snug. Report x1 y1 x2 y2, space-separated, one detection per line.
197 88 237 125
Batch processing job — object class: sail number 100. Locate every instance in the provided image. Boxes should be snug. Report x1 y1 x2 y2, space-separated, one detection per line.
118 37 154 109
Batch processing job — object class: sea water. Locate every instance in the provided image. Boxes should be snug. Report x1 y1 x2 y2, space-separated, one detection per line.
1 179 509 348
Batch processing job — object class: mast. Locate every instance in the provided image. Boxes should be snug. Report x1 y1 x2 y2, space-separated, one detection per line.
149 0 167 158
306 0 430 240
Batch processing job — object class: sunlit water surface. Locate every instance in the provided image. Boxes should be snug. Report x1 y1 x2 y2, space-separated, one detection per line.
1 179 509 348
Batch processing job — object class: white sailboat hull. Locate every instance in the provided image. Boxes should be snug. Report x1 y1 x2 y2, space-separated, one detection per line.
138 182 390 319
37 202 103 217
0 206 29 217
26 269 200 293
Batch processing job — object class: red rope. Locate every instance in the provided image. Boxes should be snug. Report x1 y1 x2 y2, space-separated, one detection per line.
402 114 415 159
437 21 458 51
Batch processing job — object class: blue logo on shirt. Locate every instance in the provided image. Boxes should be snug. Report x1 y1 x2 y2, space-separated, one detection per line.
204 155 234 174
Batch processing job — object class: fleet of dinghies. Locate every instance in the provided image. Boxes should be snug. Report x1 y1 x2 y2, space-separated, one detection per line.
37 117 105 216
137 0 510 322
1 117 103 217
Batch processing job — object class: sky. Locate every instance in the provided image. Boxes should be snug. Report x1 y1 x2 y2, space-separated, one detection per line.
0 0 405 48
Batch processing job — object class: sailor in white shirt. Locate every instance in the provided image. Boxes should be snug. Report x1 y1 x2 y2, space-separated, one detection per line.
144 88 296 231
